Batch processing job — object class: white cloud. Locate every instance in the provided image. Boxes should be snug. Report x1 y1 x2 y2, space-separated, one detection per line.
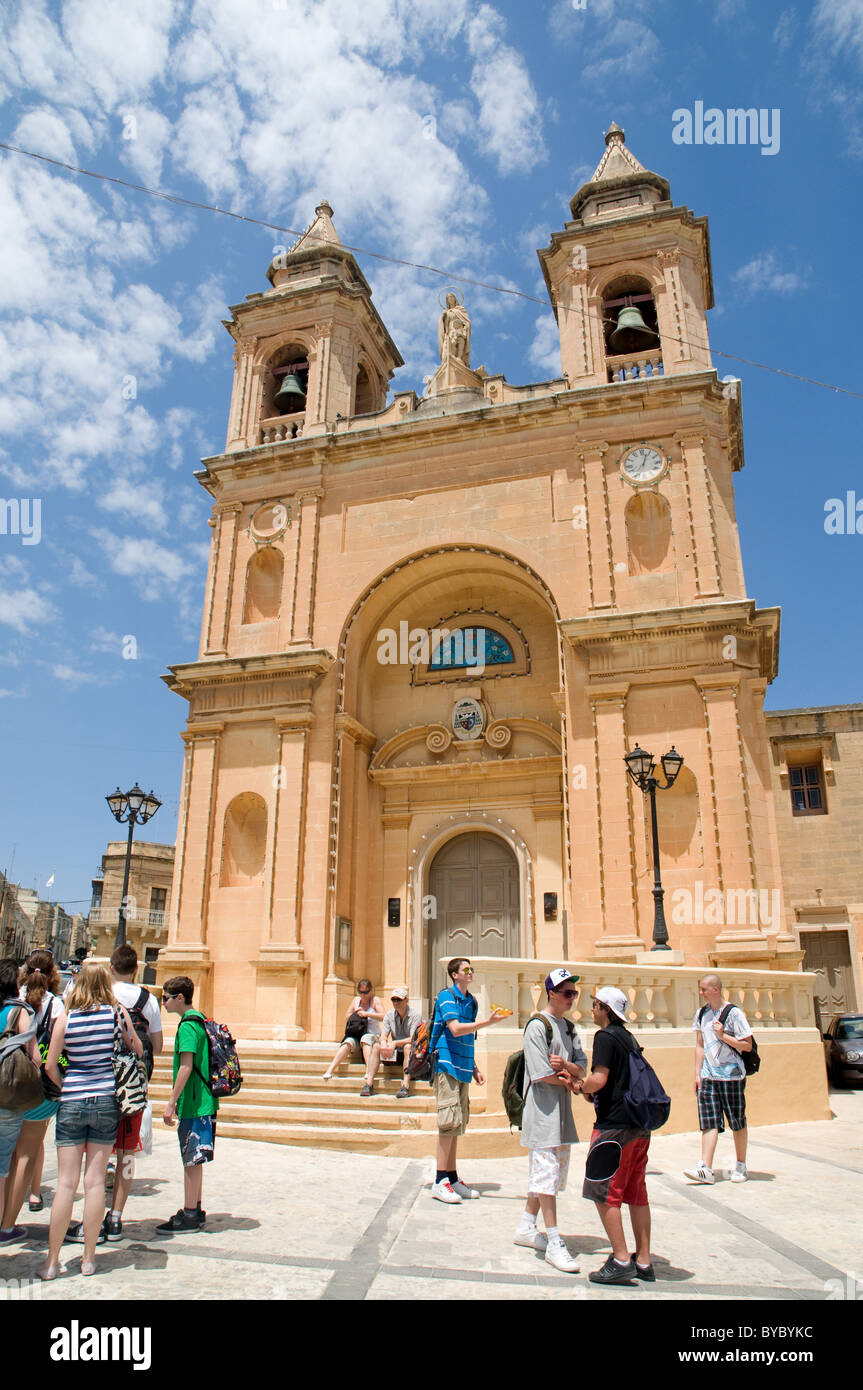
12 107 79 162
92 529 197 600
466 5 546 174
731 251 812 298
0 585 57 633
97 476 169 532
88 625 122 653
580 20 663 84
528 312 562 378
774 8 799 50
52 662 102 687
813 0 863 59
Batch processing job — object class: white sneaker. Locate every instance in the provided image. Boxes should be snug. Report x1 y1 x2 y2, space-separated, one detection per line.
513 1227 548 1250
431 1179 462 1204
545 1240 580 1273
683 1165 715 1185
451 1181 479 1200
730 1164 748 1183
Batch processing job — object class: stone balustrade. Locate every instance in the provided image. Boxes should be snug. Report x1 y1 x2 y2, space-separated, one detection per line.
455 956 818 1033
260 413 304 444
606 349 664 383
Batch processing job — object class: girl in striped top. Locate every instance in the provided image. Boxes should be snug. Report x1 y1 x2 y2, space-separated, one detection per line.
38 961 142 1280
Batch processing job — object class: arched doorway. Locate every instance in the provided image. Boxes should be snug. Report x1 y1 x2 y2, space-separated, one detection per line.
427 832 520 993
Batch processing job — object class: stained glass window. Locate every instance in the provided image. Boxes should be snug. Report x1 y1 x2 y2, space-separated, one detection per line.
429 627 514 669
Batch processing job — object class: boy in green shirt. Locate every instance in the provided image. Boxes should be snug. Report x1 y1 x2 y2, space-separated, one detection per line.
157 976 218 1233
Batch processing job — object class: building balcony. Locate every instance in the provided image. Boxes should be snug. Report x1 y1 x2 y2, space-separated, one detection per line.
606 349 664 383
88 907 165 927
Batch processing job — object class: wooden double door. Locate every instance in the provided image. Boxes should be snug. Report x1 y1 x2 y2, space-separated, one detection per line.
428 832 519 994
800 929 857 1027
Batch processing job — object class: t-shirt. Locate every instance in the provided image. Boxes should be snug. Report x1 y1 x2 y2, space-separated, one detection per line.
112 982 163 1041
521 1012 588 1150
693 1004 752 1081
18 988 65 1033
63 1005 115 1100
173 1009 218 1118
431 986 478 1084
381 1005 421 1044
591 1023 640 1130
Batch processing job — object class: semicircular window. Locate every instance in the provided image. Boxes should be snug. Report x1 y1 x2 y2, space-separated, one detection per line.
430 627 514 670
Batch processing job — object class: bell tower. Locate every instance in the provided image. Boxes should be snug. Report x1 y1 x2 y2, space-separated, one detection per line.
538 122 713 387
223 200 403 451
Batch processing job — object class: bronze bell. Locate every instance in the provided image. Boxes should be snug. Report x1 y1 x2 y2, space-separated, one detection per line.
609 304 657 355
273 372 306 415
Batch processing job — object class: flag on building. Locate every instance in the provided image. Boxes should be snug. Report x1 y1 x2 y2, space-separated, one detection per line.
45 874 55 888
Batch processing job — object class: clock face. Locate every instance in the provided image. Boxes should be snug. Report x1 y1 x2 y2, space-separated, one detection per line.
623 446 664 483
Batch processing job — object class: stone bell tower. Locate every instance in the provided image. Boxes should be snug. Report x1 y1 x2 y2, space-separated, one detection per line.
224 200 403 450
538 122 713 389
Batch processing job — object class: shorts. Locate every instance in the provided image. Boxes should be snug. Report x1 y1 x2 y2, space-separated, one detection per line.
342 1033 380 1052
114 1109 144 1153
56 1095 120 1148
0 1108 26 1177
434 1070 470 1136
527 1145 571 1196
382 1041 410 1065
178 1115 216 1167
697 1078 746 1133
582 1126 650 1208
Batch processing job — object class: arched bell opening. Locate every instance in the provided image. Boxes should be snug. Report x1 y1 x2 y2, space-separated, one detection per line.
353 361 382 416
261 343 309 422
601 274 661 382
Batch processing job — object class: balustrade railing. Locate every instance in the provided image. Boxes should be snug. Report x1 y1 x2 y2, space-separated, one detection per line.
606 349 664 383
453 957 818 1033
260 413 304 444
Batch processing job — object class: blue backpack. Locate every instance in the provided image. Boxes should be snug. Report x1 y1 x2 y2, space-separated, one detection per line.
607 1029 671 1132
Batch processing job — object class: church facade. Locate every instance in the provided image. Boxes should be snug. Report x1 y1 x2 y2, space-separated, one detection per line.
160 125 799 1041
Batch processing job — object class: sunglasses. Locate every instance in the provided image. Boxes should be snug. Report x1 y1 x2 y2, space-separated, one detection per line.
460 967 474 974
557 988 578 999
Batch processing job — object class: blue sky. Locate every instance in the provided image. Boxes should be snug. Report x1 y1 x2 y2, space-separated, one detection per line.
0 0 861 914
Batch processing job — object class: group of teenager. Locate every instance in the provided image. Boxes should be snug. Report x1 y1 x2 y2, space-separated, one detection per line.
0 945 219 1279
325 958 754 1286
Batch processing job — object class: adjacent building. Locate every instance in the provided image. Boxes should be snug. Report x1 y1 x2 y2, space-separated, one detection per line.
88 840 174 977
767 704 863 1024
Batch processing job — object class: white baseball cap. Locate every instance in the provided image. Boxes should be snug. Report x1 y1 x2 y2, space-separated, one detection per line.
545 967 580 993
390 987 409 1000
594 986 629 1022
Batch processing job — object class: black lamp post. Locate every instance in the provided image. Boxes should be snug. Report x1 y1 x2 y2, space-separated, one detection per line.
624 745 684 951
106 785 162 950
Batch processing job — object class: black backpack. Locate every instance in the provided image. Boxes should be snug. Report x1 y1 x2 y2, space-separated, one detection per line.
698 1003 760 1077
502 1014 575 1130
604 1029 672 1132
125 987 155 1081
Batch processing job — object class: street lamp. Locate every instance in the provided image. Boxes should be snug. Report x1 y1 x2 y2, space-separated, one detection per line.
624 744 684 951
105 784 162 950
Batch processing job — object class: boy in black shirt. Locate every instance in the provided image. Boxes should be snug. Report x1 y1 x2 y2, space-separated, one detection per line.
553 985 653 1285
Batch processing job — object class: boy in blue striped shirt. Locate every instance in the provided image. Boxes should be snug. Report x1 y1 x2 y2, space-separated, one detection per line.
430 958 508 1204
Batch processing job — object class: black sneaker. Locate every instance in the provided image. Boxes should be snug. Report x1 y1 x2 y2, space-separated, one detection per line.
65 1221 106 1246
588 1254 638 1285
155 1209 206 1234
396 1084 410 1098
631 1253 656 1281
104 1214 123 1242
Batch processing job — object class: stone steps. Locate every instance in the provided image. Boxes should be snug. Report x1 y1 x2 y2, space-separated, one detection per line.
148 1042 505 1154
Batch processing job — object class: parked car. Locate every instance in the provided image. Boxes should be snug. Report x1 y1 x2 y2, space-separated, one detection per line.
823 1014 863 1086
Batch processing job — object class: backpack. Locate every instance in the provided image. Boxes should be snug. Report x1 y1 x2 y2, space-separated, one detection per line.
36 995 68 1102
0 1002 44 1112
343 1012 367 1042
125 987 155 1081
502 1014 575 1130
406 998 440 1083
698 1003 760 1077
605 1029 671 1132
187 1015 242 1098
112 1008 148 1116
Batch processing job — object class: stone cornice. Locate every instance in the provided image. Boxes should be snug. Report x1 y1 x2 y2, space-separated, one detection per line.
370 754 562 786
195 370 739 493
562 601 780 682
163 650 335 699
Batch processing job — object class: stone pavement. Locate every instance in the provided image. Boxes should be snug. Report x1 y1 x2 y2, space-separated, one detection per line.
4 1089 861 1303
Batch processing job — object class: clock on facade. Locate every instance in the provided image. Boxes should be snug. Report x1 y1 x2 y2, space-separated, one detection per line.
620 444 667 485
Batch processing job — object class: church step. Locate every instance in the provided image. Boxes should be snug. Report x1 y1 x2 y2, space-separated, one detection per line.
146 1081 461 1112
206 1120 522 1158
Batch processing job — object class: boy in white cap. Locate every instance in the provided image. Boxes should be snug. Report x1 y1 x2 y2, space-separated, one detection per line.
552 985 653 1285
379 988 421 1099
514 969 587 1272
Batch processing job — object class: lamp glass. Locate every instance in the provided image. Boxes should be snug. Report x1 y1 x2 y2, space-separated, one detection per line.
126 783 146 812
141 790 161 822
106 789 126 820
661 747 684 785
625 745 654 784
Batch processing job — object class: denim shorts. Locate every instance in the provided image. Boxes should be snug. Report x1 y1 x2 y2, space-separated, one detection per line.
0 1108 26 1177
56 1094 120 1147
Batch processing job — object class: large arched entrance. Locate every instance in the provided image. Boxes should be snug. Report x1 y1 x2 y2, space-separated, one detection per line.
428 832 520 993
